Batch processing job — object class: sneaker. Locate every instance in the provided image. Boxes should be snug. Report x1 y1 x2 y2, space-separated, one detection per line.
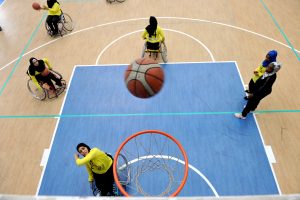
234 113 246 119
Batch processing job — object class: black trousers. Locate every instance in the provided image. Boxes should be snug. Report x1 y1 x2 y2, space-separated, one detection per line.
146 42 160 50
241 93 270 117
46 15 60 34
93 164 115 196
248 79 255 93
36 72 62 90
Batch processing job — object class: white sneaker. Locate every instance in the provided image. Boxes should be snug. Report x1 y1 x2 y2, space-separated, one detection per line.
234 113 246 119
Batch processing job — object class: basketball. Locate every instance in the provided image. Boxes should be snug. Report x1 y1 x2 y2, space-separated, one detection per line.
41 67 50 76
32 2 41 10
125 58 164 98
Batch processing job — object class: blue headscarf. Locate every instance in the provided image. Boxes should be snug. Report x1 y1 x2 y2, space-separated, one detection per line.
262 50 277 67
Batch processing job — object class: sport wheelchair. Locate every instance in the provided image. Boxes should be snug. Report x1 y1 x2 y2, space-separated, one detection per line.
91 153 130 197
141 41 168 63
45 12 74 37
27 69 66 100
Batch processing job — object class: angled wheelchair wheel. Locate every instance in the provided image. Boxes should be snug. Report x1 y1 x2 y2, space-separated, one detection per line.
141 43 146 58
116 153 130 186
61 13 74 32
160 42 168 63
49 70 67 98
27 79 47 100
45 22 53 36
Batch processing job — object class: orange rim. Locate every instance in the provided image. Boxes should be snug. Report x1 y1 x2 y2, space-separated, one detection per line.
113 130 188 197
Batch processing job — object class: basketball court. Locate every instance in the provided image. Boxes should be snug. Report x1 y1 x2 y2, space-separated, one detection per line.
0 0 300 198
38 62 279 196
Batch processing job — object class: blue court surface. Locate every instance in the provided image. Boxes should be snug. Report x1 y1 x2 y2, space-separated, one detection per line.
38 62 279 196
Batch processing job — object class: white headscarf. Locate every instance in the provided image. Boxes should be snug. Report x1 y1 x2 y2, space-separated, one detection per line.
261 62 282 79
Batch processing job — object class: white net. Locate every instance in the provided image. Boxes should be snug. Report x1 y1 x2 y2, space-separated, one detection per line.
114 130 188 197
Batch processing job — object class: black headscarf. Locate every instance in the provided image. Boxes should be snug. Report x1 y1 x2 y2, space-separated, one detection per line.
146 16 157 37
28 57 46 75
76 143 91 153
47 0 59 8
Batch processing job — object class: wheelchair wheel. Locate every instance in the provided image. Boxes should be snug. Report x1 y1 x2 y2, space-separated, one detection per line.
160 42 168 63
45 22 53 36
116 153 130 186
27 80 47 100
61 13 74 32
141 43 146 58
49 70 67 98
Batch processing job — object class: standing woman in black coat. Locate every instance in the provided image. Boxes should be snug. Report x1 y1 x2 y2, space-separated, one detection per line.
235 62 282 119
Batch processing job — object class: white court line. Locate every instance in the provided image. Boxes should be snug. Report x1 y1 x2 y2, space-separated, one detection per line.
0 0 7 8
76 61 237 67
95 28 215 64
253 116 282 194
124 155 219 197
265 146 276 163
234 61 282 195
40 149 50 167
1 16 299 71
35 66 77 196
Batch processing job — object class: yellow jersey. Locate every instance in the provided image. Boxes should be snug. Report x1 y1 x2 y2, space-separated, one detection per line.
48 2 62 16
76 148 113 182
142 26 165 43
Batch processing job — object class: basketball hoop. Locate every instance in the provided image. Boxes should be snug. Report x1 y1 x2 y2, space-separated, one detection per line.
113 130 188 197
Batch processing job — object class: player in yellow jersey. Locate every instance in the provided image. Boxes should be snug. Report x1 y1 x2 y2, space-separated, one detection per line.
75 143 116 196
27 57 62 92
42 0 62 35
142 16 165 50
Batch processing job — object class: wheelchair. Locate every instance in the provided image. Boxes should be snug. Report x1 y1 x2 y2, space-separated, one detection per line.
27 69 66 101
91 153 130 197
45 12 74 37
141 41 168 63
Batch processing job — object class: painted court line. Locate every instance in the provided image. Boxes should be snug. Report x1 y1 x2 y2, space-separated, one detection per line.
40 149 50 167
235 61 282 195
253 116 281 194
95 28 215 64
1 109 300 119
265 146 276 164
2 17 299 71
127 155 219 197
0 13 47 96
36 66 77 196
259 0 300 61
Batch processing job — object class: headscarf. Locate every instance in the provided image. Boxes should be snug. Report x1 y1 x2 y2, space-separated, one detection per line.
29 57 45 68
262 50 277 67
47 0 59 8
261 62 282 79
146 16 158 37
76 143 91 153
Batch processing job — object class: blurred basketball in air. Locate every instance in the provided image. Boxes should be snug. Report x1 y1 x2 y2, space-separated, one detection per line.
32 2 41 10
125 58 164 98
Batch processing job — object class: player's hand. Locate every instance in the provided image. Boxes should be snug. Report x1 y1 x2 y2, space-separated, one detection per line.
253 70 259 75
74 153 79 160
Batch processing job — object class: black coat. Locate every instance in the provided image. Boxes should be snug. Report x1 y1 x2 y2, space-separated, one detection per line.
253 73 277 99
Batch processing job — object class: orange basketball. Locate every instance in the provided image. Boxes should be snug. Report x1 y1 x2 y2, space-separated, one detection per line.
32 2 41 10
125 58 164 98
41 67 50 76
